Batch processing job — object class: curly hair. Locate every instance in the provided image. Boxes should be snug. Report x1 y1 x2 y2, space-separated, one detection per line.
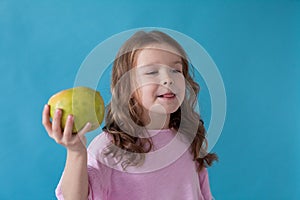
102 30 218 171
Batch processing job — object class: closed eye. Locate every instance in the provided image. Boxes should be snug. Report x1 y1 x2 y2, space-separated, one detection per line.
145 71 158 75
172 69 182 73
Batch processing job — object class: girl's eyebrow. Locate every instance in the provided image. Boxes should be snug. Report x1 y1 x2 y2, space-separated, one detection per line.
173 60 183 64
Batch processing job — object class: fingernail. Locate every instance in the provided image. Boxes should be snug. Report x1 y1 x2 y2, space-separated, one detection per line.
68 115 73 120
56 109 61 114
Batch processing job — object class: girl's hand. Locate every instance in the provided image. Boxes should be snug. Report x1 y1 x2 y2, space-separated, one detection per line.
42 104 91 153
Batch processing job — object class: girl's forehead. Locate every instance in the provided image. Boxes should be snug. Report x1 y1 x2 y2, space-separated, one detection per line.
135 44 183 66
136 48 182 67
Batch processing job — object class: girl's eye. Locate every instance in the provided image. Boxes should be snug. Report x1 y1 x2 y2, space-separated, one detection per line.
145 71 158 75
172 69 182 73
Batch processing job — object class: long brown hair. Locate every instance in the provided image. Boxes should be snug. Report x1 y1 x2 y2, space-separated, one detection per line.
103 30 218 171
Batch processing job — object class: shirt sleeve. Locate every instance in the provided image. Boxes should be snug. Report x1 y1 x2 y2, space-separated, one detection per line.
198 168 213 200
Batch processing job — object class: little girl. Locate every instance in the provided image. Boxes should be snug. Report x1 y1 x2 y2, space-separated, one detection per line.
42 30 218 200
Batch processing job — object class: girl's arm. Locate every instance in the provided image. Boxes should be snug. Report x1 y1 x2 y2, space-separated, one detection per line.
61 150 89 200
199 168 213 200
42 104 91 200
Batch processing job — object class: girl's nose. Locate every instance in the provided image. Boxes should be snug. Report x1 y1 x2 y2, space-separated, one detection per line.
162 79 173 85
161 73 173 86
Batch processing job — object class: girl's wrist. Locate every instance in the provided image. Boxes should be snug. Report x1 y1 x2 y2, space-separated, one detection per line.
66 148 87 159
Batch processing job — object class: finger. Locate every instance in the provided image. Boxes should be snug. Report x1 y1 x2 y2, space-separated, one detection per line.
52 109 63 140
63 115 74 141
42 104 52 135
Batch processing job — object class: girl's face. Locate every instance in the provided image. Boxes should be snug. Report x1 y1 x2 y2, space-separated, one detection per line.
133 44 185 122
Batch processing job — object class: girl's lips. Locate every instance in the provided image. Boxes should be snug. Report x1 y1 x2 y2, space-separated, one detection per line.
157 93 176 98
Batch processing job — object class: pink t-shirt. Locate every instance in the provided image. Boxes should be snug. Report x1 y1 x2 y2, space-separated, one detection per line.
56 129 213 200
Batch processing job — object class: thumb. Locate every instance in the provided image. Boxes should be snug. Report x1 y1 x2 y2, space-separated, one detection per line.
78 122 92 144
79 122 92 134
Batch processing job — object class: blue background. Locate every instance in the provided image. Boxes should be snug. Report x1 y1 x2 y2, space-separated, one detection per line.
0 0 299 199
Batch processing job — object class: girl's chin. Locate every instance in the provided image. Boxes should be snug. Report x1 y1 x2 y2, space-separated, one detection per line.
150 107 180 115
144 101 181 116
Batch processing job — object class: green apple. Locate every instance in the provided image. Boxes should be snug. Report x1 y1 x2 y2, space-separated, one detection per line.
48 86 105 133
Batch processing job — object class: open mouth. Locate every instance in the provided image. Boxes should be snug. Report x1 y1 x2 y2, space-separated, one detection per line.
157 92 176 98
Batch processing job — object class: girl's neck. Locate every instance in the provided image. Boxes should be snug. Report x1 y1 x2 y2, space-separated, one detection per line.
143 112 170 130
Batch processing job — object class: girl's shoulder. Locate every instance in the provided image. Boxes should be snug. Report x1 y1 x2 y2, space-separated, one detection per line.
87 131 112 158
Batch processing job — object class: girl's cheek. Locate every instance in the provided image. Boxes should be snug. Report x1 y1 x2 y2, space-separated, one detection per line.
175 76 185 87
